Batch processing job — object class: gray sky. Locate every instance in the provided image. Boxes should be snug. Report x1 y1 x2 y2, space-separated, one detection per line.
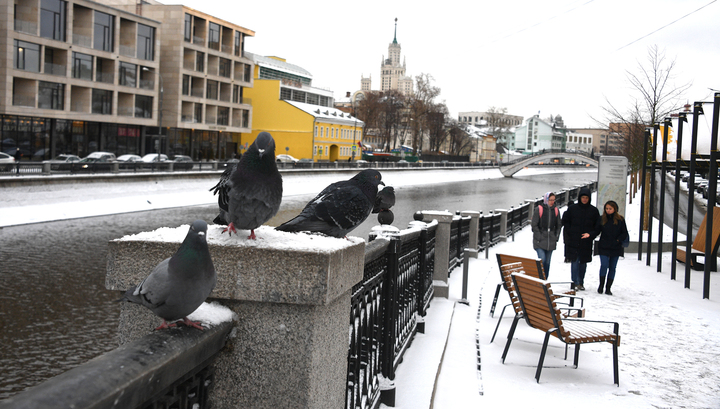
171 0 719 128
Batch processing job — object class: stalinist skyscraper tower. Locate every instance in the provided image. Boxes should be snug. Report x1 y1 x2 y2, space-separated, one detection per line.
360 18 413 95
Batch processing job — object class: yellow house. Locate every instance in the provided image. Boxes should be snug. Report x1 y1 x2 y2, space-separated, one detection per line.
243 54 364 161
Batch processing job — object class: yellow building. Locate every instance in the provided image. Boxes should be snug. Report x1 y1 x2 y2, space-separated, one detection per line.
243 53 364 162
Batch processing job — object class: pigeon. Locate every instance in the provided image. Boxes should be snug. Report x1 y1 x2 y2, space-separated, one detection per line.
276 169 384 238
119 220 216 330
209 132 283 239
372 186 395 213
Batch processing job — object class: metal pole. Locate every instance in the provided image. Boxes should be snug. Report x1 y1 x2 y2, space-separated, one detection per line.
704 92 720 299
646 125 659 265
638 128 650 260
671 112 687 280
657 117 671 271
685 102 703 288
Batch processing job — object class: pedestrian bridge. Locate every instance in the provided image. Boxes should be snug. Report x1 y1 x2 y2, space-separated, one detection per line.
500 150 598 177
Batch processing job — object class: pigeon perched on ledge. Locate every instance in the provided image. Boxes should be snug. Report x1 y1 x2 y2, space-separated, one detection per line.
276 169 384 238
119 220 216 330
210 132 283 239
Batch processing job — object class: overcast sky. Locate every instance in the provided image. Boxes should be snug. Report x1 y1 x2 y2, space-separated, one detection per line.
169 0 719 128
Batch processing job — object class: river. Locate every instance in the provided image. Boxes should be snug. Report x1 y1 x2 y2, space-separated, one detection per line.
0 170 595 399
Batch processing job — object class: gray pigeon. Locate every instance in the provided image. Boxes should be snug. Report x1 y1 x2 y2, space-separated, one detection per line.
372 186 395 214
276 169 384 238
119 220 216 330
210 132 283 239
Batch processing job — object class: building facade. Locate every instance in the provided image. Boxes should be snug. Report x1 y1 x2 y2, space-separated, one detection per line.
565 131 594 154
0 0 254 162
513 115 566 152
244 54 363 162
357 19 413 100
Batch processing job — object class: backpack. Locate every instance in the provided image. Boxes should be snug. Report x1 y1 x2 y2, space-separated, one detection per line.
537 205 558 219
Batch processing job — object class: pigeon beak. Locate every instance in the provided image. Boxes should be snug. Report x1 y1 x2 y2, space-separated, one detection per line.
198 231 205 236
258 148 265 157
380 181 385 186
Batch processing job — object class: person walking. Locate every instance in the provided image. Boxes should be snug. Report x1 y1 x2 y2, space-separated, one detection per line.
531 192 562 278
594 200 628 295
561 187 600 290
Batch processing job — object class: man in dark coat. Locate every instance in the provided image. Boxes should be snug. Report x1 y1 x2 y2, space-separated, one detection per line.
561 187 600 290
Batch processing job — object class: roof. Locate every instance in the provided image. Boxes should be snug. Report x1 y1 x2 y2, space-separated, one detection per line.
284 101 365 126
246 52 312 80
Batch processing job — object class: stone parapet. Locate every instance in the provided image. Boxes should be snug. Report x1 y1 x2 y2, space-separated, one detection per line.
106 225 365 409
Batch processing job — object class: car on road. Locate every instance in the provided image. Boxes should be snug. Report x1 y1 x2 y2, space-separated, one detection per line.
0 152 16 171
141 153 168 163
77 152 116 171
276 154 299 163
43 154 81 170
171 155 194 170
117 154 142 162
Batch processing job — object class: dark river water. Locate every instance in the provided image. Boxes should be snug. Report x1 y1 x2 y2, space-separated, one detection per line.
0 170 594 399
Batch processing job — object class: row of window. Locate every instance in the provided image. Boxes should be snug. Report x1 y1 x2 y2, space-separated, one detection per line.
314 126 361 140
280 88 332 107
313 145 355 157
181 75 246 104
184 13 244 57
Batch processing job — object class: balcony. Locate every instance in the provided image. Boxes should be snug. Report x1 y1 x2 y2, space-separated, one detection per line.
119 45 135 58
117 107 134 117
14 20 37 35
44 63 66 76
12 95 35 107
139 79 155 90
96 72 114 84
193 36 204 46
181 115 199 123
72 34 91 48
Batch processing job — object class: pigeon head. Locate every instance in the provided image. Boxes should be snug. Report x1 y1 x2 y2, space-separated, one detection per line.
353 169 384 187
188 219 208 241
252 132 277 160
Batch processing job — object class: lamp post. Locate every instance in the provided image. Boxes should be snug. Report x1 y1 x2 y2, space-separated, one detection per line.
142 67 163 139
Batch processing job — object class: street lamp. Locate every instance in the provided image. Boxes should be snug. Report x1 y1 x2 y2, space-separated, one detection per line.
142 67 163 138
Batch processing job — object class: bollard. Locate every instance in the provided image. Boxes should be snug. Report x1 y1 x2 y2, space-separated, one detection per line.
459 248 478 305
511 222 516 242
485 230 490 259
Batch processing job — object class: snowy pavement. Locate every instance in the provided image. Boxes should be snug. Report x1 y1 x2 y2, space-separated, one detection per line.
391 196 720 409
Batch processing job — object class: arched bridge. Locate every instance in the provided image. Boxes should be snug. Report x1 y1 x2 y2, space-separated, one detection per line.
499 150 598 177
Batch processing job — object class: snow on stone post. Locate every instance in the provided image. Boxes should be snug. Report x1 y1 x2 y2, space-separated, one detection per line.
496 208 509 242
105 225 365 409
421 210 454 298
461 210 480 255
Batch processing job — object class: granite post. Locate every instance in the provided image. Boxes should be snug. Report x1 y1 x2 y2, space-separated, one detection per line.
421 210 454 298
106 227 365 409
461 210 480 256
496 209 509 242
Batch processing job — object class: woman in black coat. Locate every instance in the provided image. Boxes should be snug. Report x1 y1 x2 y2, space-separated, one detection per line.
594 200 628 295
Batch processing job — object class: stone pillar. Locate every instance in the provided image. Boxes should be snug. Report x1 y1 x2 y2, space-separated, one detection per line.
421 211 453 298
106 227 365 409
212 161 218 171
525 199 537 223
496 208 509 242
167 162 174 172
112 162 119 173
461 210 480 256
42 162 51 174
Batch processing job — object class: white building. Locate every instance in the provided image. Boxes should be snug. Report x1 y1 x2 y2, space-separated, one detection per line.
513 115 565 152
565 131 594 154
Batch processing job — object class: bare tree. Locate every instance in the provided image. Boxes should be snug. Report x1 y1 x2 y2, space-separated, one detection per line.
446 120 473 155
426 103 449 152
599 45 692 170
408 73 441 154
485 106 512 146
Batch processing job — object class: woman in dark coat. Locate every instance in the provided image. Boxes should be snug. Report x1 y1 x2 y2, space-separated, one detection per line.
561 187 600 290
531 192 562 278
594 200 628 295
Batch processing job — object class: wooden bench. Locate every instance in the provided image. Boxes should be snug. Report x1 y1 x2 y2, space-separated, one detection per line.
676 206 720 271
490 262 584 344
504 273 621 385
490 253 576 317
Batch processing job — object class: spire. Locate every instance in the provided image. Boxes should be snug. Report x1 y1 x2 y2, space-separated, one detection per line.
393 18 398 44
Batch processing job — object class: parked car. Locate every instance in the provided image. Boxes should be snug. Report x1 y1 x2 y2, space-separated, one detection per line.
43 154 81 170
0 152 16 171
82 151 117 162
141 153 168 163
276 154 299 163
172 155 194 170
117 154 142 162
77 152 116 171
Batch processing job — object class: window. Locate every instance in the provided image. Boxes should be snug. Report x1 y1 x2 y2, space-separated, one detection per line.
137 24 154 61
92 89 112 114
206 80 218 99
241 109 249 128
208 22 220 50
119 62 137 87
196 52 204 72
96 58 112 83
14 40 40 72
244 64 251 82
72 52 93 80
93 11 114 52
219 58 231 78
234 31 241 56
194 103 202 123
40 0 66 41
135 95 152 118
182 75 190 96
38 81 64 110
183 14 192 42
217 107 229 125
232 85 239 103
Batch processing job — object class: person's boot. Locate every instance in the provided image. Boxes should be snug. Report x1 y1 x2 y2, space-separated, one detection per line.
605 279 614 295
598 276 606 294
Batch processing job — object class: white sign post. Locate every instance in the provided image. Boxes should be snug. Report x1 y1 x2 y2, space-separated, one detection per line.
597 156 628 217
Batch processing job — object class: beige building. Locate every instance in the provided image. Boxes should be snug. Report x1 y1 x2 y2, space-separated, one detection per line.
0 0 254 161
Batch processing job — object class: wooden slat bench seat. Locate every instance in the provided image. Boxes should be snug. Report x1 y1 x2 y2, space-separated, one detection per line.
676 206 720 271
503 273 621 385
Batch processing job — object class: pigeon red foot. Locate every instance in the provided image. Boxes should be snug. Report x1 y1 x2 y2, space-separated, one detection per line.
154 317 205 331
222 222 238 236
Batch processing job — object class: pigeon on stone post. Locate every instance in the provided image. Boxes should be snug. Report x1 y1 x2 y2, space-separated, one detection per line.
119 220 216 331
373 185 395 225
276 169 384 238
209 132 283 239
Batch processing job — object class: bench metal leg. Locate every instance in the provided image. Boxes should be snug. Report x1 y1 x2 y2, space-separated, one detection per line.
613 343 620 386
490 306 511 343
501 315 520 363
573 343 580 368
535 331 553 383
489 283 502 317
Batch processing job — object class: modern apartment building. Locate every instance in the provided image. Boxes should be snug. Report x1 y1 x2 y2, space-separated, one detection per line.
513 115 566 152
0 0 254 161
244 53 363 162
